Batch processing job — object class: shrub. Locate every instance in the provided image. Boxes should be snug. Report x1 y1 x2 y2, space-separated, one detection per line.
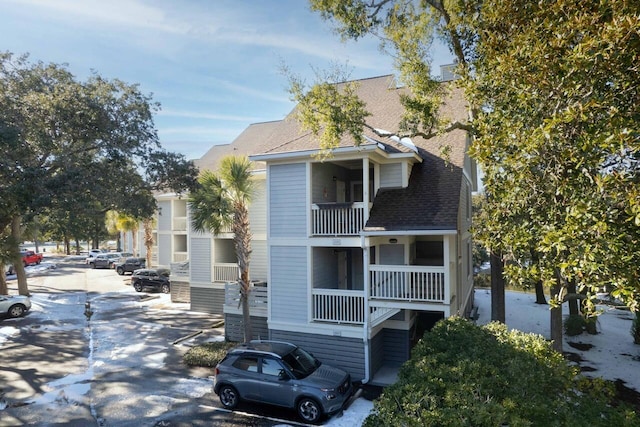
183 341 237 367
564 314 586 336
364 317 637 427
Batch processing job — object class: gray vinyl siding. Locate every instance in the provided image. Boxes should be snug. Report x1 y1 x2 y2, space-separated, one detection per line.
270 163 307 237
158 234 171 266
170 281 190 303
157 200 171 231
190 287 225 314
190 238 211 283
370 330 385 374
250 239 268 282
270 246 307 323
379 163 402 188
270 330 366 381
225 314 269 342
383 328 411 366
249 180 267 235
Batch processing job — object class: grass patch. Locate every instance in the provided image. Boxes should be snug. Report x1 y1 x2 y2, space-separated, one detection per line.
183 341 238 367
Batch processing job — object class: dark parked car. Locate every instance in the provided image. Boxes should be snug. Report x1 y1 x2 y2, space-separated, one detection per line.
92 253 120 269
114 257 146 275
131 268 170 293
214 340 353 423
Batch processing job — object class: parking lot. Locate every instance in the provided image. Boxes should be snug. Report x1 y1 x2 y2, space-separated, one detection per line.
0 255 373 426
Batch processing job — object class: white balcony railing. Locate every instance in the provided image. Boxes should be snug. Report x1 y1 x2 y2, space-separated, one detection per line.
312 289 365 324
214 263 240 283
172 217 187 231
173 252 188 262
369 265 446 303
311 202 367 236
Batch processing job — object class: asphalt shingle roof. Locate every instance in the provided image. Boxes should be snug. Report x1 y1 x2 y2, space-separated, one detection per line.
195 75 470 231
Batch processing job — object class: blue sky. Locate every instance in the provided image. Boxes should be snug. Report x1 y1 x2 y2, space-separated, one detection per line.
1 0 453 160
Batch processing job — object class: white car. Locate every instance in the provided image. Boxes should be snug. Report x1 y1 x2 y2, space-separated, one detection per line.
85 249 106 265
0 294 31 318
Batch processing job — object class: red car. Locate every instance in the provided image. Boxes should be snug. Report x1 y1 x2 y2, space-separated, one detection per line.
21 250 43 266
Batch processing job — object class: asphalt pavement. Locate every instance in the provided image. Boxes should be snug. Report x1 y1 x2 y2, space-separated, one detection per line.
0 255 296 427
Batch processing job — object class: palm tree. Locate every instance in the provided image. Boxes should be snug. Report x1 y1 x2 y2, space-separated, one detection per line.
189 155 254 342
105 210 122 252
142 217 155 268
117 213 139 256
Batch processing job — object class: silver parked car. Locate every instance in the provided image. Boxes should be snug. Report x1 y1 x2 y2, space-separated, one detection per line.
214 340 353 423
0 294 32 318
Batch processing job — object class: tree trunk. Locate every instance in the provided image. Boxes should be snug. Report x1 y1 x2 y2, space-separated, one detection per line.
0 264 8 295
240 278 253 343
535 280 547 305
144 219 154 268
11 215 29 296
550 282 564 353
490 249 505 322
567 280 579 316
234 202 253 342
530 249 547 304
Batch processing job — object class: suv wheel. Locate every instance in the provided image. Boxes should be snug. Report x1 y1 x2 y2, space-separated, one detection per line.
297 397 321 423
161 283 170 294
133 282 143 292
218 385 239 409
116 267 124 275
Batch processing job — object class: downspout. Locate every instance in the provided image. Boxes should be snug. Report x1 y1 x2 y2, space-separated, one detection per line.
361 233 370 384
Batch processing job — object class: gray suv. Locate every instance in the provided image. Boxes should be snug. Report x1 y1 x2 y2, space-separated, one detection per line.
214 340 353 423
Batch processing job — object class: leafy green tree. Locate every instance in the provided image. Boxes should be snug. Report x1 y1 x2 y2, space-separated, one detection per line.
0 52 198 295
463 0 640 349
189 155 255 342
308 0 640 351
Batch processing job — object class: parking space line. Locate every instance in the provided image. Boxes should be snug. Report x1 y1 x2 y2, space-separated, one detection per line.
198 404 312 426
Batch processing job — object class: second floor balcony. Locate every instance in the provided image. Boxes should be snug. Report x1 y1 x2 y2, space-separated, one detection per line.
223 264 448 328
311 202 369 236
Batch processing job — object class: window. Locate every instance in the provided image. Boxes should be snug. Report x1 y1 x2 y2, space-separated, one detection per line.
261 358 284 377
233 356 258 372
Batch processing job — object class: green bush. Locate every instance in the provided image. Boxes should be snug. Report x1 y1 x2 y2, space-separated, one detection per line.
364 317 637 427
564 314 586 336
183 341 237 367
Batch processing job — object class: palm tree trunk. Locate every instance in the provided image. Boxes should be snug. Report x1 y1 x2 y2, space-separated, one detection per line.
240 278 253 343
143 218 154 268
234 202 253 342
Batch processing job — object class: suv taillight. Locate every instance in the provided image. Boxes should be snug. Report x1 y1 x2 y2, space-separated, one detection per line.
215 367 220 376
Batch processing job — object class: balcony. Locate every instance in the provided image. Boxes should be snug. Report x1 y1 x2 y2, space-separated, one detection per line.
172 217 187 231
311 202 368 236
173 252 188 263
222 265 449 326
369 265 446 303
214 263 240 283
312 289 364 324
